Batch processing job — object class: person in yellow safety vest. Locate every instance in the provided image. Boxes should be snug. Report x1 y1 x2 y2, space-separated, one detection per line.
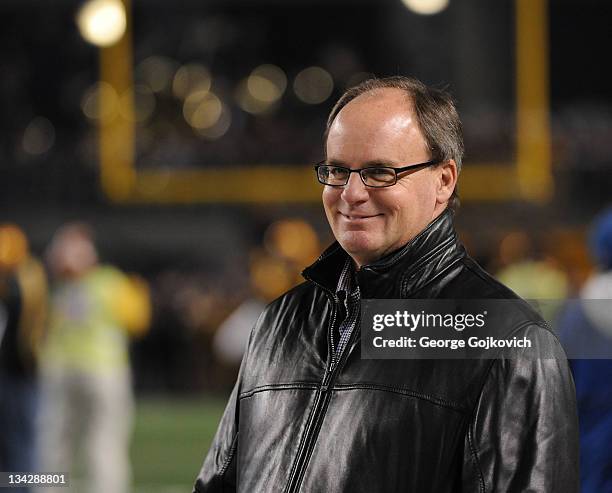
38 223 150 493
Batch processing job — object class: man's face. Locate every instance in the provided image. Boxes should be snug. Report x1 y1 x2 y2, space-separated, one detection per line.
50 232 98 279
323 88 452 268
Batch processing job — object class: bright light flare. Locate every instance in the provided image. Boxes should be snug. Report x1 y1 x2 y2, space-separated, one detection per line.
195 106 231 140
173 64 211 100
247 64 287 103
293 67 334 105
183 91 222 130
76 0 127 47
400 0 449 15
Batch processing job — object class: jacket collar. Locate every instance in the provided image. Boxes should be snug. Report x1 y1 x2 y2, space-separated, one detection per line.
302 208 465 299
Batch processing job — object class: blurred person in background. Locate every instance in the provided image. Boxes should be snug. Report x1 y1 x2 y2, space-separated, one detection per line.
0 224 48 492
213 219 320 368
38 223 150 493
495 230 570 324
194 76 578 492
212 250 293 369
558 208 612 493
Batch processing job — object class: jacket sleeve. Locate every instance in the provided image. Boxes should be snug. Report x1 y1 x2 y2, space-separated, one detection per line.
462 324 580 493
193 332 252 493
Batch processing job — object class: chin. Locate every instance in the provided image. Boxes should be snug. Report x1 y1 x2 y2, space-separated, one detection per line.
338 231 380 259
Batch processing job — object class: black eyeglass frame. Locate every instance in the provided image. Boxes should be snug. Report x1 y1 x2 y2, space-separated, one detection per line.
314 159 442 188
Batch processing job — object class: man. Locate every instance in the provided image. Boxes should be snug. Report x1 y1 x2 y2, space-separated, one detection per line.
194 76 579 492
39 223 150 493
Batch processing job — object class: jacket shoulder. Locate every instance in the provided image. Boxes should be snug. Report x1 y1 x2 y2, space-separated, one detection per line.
265 280 325 315
440 255 551 334
250 280 327 337
453 256 523 300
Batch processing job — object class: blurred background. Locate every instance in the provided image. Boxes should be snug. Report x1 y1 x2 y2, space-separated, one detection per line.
1 0 611 491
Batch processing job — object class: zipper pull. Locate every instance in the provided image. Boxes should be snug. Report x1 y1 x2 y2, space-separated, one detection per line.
320 366 334 392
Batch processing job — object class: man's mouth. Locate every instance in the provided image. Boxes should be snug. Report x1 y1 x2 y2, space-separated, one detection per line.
339 212 382 220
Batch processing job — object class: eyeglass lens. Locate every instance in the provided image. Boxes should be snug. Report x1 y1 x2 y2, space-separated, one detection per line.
317 165 396 186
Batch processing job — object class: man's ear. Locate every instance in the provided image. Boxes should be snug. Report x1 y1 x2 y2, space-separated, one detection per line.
435 159 458 205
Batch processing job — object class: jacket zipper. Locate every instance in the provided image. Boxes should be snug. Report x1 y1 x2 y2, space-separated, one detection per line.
284 282 359 493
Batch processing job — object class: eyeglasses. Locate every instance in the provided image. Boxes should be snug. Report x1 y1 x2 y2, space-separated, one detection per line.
314 159 440 188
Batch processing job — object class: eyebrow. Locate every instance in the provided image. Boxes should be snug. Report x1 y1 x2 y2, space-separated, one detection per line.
326 158 398 168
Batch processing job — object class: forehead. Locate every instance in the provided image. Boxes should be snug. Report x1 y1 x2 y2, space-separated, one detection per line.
326 88 428 163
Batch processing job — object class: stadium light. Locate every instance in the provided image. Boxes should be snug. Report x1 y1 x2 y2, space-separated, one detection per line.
401 0 449 15
76 0 127 47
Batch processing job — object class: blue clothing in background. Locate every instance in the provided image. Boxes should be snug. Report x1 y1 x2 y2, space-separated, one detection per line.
559 297 612 493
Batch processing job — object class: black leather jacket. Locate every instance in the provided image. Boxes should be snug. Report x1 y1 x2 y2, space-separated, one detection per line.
194 209 579 492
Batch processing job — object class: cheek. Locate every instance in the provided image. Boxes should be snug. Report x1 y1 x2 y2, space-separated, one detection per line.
393 179 436 217
378 191 414 222
381 195 426 234
322 188 339 215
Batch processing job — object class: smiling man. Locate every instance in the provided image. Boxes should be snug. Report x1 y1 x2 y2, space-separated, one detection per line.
320 85 457 267
194 76 579 492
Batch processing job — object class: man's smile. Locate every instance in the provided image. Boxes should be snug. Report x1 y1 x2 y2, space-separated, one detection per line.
339 212 384 221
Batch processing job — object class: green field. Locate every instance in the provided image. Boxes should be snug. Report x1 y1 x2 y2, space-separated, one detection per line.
130 396 227 493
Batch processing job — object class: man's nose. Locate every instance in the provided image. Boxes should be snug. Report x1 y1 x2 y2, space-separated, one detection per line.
341 172 369 204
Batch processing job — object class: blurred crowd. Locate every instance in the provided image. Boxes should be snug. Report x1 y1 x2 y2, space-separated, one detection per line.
0 222 149 493
0 215 323 492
